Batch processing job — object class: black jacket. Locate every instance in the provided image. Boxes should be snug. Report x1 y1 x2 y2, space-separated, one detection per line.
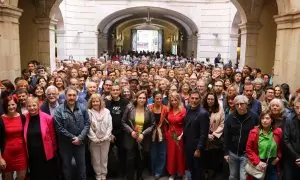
183 105 210 151
224 110 259 156
284 114 300 161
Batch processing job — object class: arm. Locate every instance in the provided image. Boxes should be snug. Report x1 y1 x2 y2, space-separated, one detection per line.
197 111 210 150
212 109 225 138
54 109 76 140
78 108 91 141
87 111 100 143
122 106 134 134
104 110 113 140
142 111 155 136
284 120 300 160
246 130 260 165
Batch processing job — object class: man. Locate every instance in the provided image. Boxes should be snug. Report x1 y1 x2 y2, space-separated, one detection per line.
54 87 90 180
284 96 300 179
243 83 262 116
119 77 129 88
41 85 60 116
189 73 197 90
197 79 208 105
224 95 259 180
105 84 129 177
183 90 210 180
261 87 275 112
102 79 113 99
213 80 226 109
16 89 29 114
129 77 139 93
140 71 149 84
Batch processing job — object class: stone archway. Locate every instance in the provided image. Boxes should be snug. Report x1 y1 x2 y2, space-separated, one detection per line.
97 6 198 57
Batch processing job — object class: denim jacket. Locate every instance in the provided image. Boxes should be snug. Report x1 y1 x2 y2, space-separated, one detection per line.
54 101 90 142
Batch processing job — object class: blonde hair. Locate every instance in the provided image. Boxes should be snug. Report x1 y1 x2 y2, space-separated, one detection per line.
88 93 105 110
26 97 39 106
268 98 285 114
168 92 184 110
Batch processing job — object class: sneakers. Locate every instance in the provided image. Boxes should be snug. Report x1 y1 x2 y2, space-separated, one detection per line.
168 175 175 180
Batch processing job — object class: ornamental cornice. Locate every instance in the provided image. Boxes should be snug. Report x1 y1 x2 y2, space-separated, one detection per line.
238 22 261 35
274 11 300 30
0 4 23 23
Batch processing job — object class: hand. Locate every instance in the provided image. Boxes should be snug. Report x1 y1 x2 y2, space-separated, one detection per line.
208 134 214 141
0 158 6 170
295 158 300 167
177 134 182 141
224 155 229 163
72 137 82 145
137 134 144 143
194 149 201 158
272 157 280 165
257 161 267 170
110 135 116 143
131 131 138 139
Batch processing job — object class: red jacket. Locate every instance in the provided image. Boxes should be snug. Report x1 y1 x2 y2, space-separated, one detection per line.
24 111 57 161
246 127 282 179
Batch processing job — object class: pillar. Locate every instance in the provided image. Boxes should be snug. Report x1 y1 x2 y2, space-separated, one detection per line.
56 29 65 60
34 17 57 72
239 22 260 69
186 34 197 57
98 32 108 56
273 12 300 92
0 4 22 81
229 33 239 65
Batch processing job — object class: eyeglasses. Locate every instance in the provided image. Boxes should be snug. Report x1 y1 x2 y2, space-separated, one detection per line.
47 93 57 96
235 103 246 107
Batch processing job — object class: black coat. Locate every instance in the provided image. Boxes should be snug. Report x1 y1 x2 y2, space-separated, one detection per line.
183 106 210 153
284 114 300 161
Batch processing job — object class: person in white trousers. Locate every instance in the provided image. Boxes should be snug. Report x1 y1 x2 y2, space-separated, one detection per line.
87 93 112 180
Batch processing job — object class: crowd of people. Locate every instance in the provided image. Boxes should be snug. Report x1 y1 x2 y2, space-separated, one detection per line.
0 52 299 180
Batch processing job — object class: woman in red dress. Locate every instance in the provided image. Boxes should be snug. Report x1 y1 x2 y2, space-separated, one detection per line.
166 92 186 180
0 96 27 180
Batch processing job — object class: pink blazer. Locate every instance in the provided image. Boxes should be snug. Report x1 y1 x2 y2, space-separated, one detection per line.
24 111 57 161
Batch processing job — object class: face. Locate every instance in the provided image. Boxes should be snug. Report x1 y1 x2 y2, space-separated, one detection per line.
28 63 35 72
46 89 58 103
81 67 89 77
159 68 166 77
263 75 269 83
189 76 197 86
294 102 300 118
123 89 131 99
182 84 190 93
109 72 116 80
35 86 44 97
177 71 185 81
266 89 275 101
197 81 206 94
168 70 175 78
55 78 64 88
92 98 101 110
90 68 97 76
141 73 148 82
234 73 242 83
270 103 281 115
87 83 97 95
154 94 163 106
228 98 235 108
225 79 231 88
7 100 17 114
190 93 201 108
207 94 215 107
26 101 39 115
254 82 262 90
261 114 272 129
66 89 77 106
159 81 167 91
225 68 232 75
235 102 248 115
111 86 121 98
244 77 251 84
214 81 223 94
170 96 179 108
71 69 78 78
17 93 28 105
274 87 282 98
137 93 147 106
104 80 113 92
69 79 79 90
243 85 254 100
129 81 138 91
38 79 47 87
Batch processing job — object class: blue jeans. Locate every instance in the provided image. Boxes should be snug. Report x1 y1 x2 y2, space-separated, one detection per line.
265 163 277 180
150 140 166 176
228 151 248 180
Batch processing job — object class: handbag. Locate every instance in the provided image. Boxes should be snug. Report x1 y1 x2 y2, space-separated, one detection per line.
245 135 275 180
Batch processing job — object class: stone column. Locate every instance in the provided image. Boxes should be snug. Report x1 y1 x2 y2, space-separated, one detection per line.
35 17 57 72
229 33 239 65
98 32 108 56
273 12 300 92
239 22 260 69
56 29 65 60
186 34 197 57
0 4 22 81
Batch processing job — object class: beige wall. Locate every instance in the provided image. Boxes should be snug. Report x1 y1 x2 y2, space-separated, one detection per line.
19 0 38 69
256 0 277 74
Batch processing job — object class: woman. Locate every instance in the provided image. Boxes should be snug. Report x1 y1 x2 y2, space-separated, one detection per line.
224 92 237 121
122 87 134 102
122 90 155 180
33 84 45 106
87 94 112 180
0 96 27 180
54 77 65 95
202 92 225 179
224 78 232 91
232 72 243 94
148 91 168 179
37 77 48 89
274 85 288 107
24 97 58 180
166 92 186 180
246 111 282 180
268 99 286 129
1 80 15 96
180 82 190 107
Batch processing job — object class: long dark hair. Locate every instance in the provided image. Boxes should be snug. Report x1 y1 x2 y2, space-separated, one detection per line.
203 91 220 113
258 110 276 130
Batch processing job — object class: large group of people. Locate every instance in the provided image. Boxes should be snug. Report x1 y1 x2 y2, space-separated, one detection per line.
0 52 299 180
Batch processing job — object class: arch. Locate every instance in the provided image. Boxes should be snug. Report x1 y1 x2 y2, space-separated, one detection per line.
230 0 247 23
97 6 198 36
